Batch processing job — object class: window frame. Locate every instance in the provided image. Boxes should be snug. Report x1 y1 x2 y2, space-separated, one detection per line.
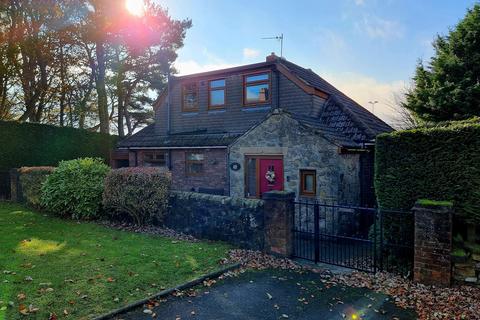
242 71 272 107
208 78 226 110
181 81 199 112
185 152 205 176
143 151 167 167
300 169 317 197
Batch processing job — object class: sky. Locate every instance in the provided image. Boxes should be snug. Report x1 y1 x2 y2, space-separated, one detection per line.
156 0 477 126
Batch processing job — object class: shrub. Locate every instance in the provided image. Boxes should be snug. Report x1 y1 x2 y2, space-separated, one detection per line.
102 167 171 225
41 158 110 219
0 120 117 170
18 167 55 208
375 120 480 223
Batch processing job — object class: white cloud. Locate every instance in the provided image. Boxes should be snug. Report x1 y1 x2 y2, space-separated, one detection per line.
354 0 365 6
320 72 407 126
355 15 404 39
243 48 260 59
174 59 238 76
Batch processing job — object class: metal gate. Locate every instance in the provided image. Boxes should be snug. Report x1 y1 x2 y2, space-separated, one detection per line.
292 199 414 276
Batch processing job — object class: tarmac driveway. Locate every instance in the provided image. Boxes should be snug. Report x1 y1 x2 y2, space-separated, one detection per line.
116 269 416 320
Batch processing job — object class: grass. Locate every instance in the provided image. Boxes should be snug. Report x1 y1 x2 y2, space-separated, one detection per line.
0 202 230 320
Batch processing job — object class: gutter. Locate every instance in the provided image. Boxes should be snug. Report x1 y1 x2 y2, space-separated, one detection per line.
123 146 228 150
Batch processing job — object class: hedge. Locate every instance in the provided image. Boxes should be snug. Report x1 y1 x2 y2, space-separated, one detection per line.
41 158 110 219
0 121 117 170
375 120 480 223
103 167 171 225
18 167 55 208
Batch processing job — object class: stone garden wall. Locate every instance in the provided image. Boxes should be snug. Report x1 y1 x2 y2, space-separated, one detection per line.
166 191 266 249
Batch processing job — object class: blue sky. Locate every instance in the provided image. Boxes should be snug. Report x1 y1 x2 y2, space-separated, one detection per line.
157 0 477 125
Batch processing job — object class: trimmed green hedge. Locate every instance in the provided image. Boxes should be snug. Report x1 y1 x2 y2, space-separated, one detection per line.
0 121 117 170
375 120 480 223
18 167 55 208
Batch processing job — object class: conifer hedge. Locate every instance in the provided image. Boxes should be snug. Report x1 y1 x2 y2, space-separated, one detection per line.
375 120 480 223
0 121 117 170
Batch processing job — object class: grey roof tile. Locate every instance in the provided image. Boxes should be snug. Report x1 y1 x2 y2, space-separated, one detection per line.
278 59 393 140
118 125 241 148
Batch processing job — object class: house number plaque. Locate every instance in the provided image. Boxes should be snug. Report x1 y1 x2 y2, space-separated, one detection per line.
230 162 241 171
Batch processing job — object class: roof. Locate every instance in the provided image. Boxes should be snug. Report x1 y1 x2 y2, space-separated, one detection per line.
118 125 241 148
277 59 393 140
290 114 362 148
167 55 392 141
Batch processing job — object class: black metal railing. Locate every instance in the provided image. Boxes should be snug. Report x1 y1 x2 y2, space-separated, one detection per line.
292 199 414 276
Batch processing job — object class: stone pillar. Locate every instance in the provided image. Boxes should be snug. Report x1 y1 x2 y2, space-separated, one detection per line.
413 200 453 286
262 191 295 257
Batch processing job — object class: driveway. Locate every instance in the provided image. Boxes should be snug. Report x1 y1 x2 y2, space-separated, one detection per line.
116 269 416 320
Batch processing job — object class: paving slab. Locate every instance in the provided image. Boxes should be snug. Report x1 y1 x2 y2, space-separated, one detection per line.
116 269 416 320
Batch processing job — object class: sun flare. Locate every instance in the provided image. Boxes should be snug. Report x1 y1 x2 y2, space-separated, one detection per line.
125 0 145 17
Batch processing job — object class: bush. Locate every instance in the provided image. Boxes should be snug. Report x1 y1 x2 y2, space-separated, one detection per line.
0 120 117 170
102 167 171 225
18 167 55 208
41 158 110 219
375 120 480 223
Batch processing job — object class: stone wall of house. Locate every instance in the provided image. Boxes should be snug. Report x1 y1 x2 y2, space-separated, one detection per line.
170 149 228 195
165 191 265 249
228 112 361 204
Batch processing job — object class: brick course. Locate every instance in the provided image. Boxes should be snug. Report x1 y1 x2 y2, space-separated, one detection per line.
170 148 228 194
413 203 453 286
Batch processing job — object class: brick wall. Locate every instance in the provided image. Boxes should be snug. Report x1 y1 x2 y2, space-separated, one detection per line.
170 148 228 194
413 202 453 286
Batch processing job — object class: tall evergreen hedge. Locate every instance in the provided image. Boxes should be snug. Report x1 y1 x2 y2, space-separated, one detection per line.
375 120 480 223
0 121 117 170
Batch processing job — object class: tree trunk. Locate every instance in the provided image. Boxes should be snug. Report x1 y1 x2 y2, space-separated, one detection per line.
95 41 109 134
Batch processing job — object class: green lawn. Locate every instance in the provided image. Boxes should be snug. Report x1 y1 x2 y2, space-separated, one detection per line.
0 202 230 319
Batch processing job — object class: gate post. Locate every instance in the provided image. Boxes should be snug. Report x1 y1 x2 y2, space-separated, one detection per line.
262 191 295 257
313 202 320 263
10 168 22 202
413 200 453 286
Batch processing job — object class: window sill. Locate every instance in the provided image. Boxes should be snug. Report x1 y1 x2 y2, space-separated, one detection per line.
181 112 199 116
208 109 226 114
241 106 271 112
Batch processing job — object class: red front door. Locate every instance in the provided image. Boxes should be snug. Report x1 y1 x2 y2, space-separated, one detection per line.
259 158 284 197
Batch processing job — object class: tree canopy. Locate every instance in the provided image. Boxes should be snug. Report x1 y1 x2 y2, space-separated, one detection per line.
0 0 191 135
403 4 480 122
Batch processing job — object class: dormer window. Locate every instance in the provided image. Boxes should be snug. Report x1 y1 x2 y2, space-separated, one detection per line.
243 72 270 106
182 82 198 112
208 79 226 109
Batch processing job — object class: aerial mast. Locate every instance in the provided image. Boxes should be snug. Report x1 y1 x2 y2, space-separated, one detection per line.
261 33 284 57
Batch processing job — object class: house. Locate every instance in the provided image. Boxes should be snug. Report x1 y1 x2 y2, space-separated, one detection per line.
113 53 393 206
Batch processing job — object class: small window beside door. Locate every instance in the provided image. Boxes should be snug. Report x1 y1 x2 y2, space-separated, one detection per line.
300 169 316 197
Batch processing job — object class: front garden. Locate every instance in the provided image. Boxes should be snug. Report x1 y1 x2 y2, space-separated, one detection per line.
0 202 230 319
